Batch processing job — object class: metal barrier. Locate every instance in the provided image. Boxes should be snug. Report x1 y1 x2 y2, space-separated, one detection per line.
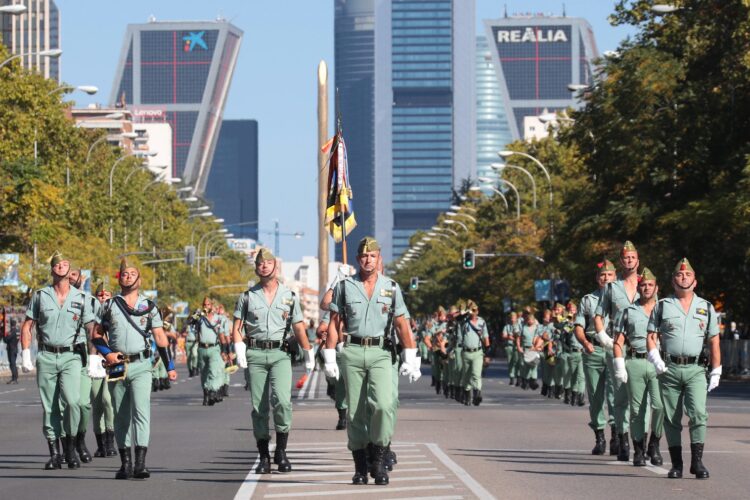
721 339 750 375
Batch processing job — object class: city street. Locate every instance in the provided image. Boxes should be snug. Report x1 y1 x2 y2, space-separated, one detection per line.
2 360 749 500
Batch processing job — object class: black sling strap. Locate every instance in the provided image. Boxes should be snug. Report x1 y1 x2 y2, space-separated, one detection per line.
111 296 156 349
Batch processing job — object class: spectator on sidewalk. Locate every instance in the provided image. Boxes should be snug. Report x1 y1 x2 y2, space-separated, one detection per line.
3 308 19 384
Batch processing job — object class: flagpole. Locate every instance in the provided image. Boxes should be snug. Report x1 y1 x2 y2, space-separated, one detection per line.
335 88 348 266
317 60 329 297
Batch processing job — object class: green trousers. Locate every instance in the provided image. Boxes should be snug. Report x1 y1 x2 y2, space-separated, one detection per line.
247 348 292 441
152 358 167 379
626 358 664 441
431 350 443 381
199 345 224 392
659 363 708 446
554 352 568 388
419 340 429 360
186 340 198 372
520 349 538 380
582 347 616 431
451 347 464 386
606 352 630 433
541 357 553 386
91 376 114 433
341 345 394 451
461 349 484 391
77 364 92 434
109 358 152 447
564 351 585 393
37 351 81 440
504 344 518 378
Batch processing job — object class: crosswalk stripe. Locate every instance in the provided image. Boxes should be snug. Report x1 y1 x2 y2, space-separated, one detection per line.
267 474 446 488
263 484 456 498
277 467 438 479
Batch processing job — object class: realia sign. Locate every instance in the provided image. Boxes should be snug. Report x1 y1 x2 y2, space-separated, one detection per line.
497 27 568 43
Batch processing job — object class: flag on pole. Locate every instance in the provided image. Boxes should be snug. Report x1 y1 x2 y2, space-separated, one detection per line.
324 132 356 242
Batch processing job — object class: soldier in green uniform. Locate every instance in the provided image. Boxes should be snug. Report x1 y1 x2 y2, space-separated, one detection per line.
517 308 542 390
574 260 618 455
92 259 176 480
594 241 640 461
21 252 96 470
647 258 721 479
551 303 567 400
215 303 233 398
192 297 227 406
184 315 199 378
323 237 419 486
538 309 557 398
450 302 467 402
460 300 489 406
424 306 448 394
501 312 519 386
561 302 585 406
613 267 664 467
231 248 314 474
441 305 459 398
90 283 117 458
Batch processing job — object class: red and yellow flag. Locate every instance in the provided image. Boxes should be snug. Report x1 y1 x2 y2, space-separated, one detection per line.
324 132 356 242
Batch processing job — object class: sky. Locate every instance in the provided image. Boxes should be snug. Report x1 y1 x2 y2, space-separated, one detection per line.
56 0 637 261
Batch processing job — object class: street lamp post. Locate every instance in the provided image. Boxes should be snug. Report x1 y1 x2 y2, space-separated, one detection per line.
498 150 554 237
468 185 510 213
490 164 537 209
444 219 468 232
0 48 62 70
109 151 156 244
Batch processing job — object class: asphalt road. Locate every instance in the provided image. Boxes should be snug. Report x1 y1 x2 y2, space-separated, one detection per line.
2 359 749 500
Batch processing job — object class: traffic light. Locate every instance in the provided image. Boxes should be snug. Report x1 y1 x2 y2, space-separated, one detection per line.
184 245 196 265
410 277 419 290
463 249 475 269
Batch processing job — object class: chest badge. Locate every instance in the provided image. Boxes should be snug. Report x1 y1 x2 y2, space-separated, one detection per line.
699 321 705 331
282 311 289 321
382 304 389 314
72 314 79 322
140 317 147 326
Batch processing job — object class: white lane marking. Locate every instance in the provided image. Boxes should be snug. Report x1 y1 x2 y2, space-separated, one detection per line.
426 443 496 500
264 484 455 498
233 444 271 500
0 388 26 395
295 368 319 400
605 460 669 475
288 461 433 470
459 447 591 454
278 467 438 479
268 474 446 488
391 497 463 500
285 441 420 447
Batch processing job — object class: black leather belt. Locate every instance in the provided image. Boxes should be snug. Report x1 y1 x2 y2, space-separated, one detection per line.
40 344 73 353
569 347 583 353
463 347 482 353
629 350 648 359
666 354 699 365
344 335 385 348
247 339 282 350
121 350 151 362
588 335 602 347
198 342 216 348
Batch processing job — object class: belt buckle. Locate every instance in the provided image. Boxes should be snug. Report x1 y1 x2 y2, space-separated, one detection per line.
262 340 272 349
676 355 687 364
362 337 372 347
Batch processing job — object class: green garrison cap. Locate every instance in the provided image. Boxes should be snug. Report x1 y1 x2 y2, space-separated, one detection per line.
119 258 138 274
94 281 105 295
448 305 459 315
48 250 68 267
466 299 478 311
638 267 657 282
437 305 446 314
255 247 275 265
673 258 695 274
621 240 638 254
597 259 616 273
357 236 380 255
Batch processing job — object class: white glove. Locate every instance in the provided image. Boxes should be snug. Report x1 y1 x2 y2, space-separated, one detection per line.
323 348 339 380
399 348 422 383
87 354 107 379
613 356 628 384
21 348 34 372
335 341 344 353
648 348 668 375
337 264 353 280
707 365 722 392
596 330 614 350
304 348 315 373
234 342 247 369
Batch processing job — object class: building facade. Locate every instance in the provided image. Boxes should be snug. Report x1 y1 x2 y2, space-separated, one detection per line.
204 119 259 240
483 15 598 141
1 0 60 81
110 19 242 194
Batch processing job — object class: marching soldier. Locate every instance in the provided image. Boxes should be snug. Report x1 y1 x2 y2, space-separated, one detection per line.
91 259 176 479
551 303 567 400
516 308 542 390
231 248 314 474
193 298 227 406
90 283 117 458
612 267 664 467
594 241 640 461
501 312 519 386
184 315 199 378
323 237 420 486
21 252 96 470
460 300 489 406
646 258 721 479
424 307 448 394
561 302 585 406
538 309 557 398
574 260 618 455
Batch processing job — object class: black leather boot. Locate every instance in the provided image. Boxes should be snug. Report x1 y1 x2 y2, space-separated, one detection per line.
521 378 528 390
76 432 93 463
94 433 106 458
435 380 441 394
463 389 471 406
105 430 118 457
369 444 389 485
133 446 150 479
617 432 630 461
668 446 683 478
547 385 554 399
431 376 436 387
591 429 606 455
255 439 271 474
45 439 62 470
509 377 515 386
115 448 133 479
576 392 585 406
554 386 563 399
541 383 549 396
632 437 646 466
529 379 539 391
384 443 397 471
609 426 619 456
202 389 208 406
326 381 336 400
162 378 171 390
647 433 663 466
64 436 80 469
443 381 450 398
152 379 158 392
564 388 571 404
274 433 292 473
515 377 521 387
351 449 368 485
569 391 577 406
336 408 347 430
57 439 67 464
473 389 482 406
689 443 709 479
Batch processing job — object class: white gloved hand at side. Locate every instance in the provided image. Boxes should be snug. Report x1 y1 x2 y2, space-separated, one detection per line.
399 348 422 383
596 330 614 350
87 354 107 379
323 348 339 380
304 348 315 373
707 365 722 392
613 356 628 384
234 342 247 369
647 348 668 375
21 349 34 372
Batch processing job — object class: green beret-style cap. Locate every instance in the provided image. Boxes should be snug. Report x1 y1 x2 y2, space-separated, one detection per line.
357 236 380 255
255 247 276 265
673 258 695 275
638 267 657 282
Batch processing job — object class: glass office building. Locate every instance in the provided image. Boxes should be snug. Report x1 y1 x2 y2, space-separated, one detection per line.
110 20 242 194
1 0 60 81
483 16 598 140
205 120 258 239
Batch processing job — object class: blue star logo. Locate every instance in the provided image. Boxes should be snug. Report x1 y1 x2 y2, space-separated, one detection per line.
182 31 207 52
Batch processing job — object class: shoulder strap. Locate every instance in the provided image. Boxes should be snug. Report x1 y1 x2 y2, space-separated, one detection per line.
384 281 397 337
112 296 154 342
338 279 350 331
284 291 296 338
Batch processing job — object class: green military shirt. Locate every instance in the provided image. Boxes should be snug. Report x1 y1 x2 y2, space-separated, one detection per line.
461 317 489 349
575 289 609 338
26 286 96 347
185 323 196 341
614 302 652 353
520 322 542 348
196 313 223 345
502 323 517 346
562 320 582 351
595 280 639 335
234 281 303 342
320 309 331 325
97 294 163 355
329 273 407 338
75 291 100 345
647 294 719 357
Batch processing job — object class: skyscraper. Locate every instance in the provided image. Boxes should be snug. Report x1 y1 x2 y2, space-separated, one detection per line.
110 19 242 194
335 0 475 262
204 119 259 240
0 0 60 81
483 15 598 140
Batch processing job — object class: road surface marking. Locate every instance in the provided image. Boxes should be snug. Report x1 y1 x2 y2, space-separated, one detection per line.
426 443 496 500
278 466 438 479
268 474 446 488
263 484 456 498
